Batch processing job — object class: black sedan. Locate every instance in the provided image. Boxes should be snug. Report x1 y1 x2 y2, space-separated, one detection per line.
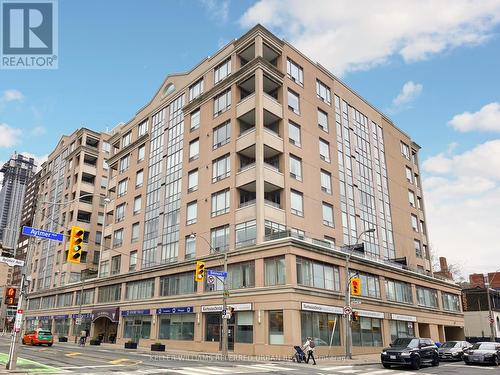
381 337 439 370
463 342 500 366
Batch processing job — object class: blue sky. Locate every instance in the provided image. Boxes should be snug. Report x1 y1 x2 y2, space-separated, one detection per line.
1 0 500 275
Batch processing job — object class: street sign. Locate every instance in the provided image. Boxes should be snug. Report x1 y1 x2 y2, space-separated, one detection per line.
75 318 82 325
207 275 215 284
351 299 362 304
343 306 352 316
14 311 23 333
22 226 64 242
207 269 227 278
0 256 24 267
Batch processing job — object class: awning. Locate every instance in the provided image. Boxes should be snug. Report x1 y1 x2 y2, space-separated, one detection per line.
92 307 120 322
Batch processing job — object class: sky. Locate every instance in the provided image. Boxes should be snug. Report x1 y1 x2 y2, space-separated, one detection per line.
1 0 500 276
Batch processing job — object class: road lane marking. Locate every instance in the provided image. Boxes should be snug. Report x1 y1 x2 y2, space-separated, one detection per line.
64 352 81 357
322 366 354 371
61 364 130 369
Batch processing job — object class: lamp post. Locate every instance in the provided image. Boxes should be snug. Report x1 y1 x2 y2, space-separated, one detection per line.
344 228 375 360
189 233 229 360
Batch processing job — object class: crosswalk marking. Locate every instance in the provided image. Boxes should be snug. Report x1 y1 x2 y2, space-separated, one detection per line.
362 370 396 375
322 365 353 371
337 369 361 374
238 363 295 371
64 352 81 357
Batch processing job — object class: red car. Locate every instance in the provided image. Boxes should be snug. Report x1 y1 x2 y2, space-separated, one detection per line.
22 329 54 346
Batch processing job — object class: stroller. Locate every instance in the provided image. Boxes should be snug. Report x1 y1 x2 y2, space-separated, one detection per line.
292 345 306 363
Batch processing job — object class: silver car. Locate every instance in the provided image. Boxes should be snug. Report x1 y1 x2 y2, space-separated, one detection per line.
438 341 471 361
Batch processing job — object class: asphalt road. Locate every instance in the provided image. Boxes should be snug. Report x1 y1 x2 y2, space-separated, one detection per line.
0 337 498 374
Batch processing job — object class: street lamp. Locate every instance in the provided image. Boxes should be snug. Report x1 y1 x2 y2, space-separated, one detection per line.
189 233 229 360
344 228 375 360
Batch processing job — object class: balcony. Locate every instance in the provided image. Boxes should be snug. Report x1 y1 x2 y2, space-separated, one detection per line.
108 176 116 192
236 128 256 153
263 128 283 153
264 199 285 223
103 224 113 238
237 92 256 118
236 201 256 223
236 163 256 188
263 93 283 119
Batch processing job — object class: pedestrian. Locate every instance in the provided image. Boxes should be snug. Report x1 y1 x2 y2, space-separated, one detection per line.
302 336 317 365
79 329 87 346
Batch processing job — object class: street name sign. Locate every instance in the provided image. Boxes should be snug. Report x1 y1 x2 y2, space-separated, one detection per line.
207 270 227 278
22 226 64 242
0 256 24 267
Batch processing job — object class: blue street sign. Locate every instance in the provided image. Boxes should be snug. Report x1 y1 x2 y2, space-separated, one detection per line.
156 306 193 315
22 226 64 242
207 270 228 278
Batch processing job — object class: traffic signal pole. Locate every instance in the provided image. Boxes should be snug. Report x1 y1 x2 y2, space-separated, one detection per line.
221 251 228 360
344 250 353 360
6 274 25 370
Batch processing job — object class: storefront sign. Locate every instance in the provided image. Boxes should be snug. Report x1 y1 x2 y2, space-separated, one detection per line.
391 313 417 322
301 302 344 315
354 309 384 319
25 316 37 321
92 307 120 322
53 315 69 320
156 306 194 315
121 309 150 317
201 303 252 313
38 316 52 320
71 313 93 319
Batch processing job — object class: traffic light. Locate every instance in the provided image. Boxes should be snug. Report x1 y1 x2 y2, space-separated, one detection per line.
228 306 235 318
195 261 205 282
351 311 359 322
67 226 84 263
5 287 16 305
351 277 361 296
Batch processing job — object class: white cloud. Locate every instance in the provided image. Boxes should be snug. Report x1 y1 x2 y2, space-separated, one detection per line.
200 0 229 22
2 89 24 102
30 126 47 136
449 102 500 132
422 139 500 275
0 123 22 148
240 0 500 75
392 81 423 106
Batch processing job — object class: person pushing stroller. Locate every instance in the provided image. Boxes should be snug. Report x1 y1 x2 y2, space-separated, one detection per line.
302 337 316 365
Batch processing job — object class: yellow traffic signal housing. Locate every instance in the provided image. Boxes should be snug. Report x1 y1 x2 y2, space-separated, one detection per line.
195 261 205 282
351 277 361 296
68 226 84 263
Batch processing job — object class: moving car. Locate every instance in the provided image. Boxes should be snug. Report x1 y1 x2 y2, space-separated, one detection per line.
463 342 500 366
22 329 53 346
381 337 439 370
438 340 472 361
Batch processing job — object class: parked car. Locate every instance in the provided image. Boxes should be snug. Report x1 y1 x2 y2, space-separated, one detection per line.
463 342 500 366
22 329 53 346
381 337 439 370
438 340 472 361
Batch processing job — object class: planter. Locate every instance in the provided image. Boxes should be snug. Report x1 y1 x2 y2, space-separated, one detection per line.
124 342 138 349
151 343 165 352
58 337 68 342
90 339 101 346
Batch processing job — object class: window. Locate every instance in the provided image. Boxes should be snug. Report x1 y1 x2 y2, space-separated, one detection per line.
319 139 330 162
188 169 198 192
207 262 255 291
235 220 256 248
414 239 422 257
102 159 109 170
316 79 331 104
75 289 94 305
213 121 231 149
211 225 230 252
136 170 143 188
97 284 121 303
412 150 418 165
214 58 231 84
286 58 303 85
111 255 121 275
129 251 137 271
405 166 413 183
119 155 130 173
123 316 151 339
189 78 204 101
416 287 438 308
214 89 231 116
190 109 200 130
100 260 109 277
138 144 145 161
100 176 108 188
211 189 230 217
159 314 195 341
115 203 125 223
420 220 426 235
212 154 230 182
185 236 196 259
117 179 128 197
269 311 284 344
411 214 419 232
414 173 420 187
138 120 148 136
265 220 286 237
401 142 410 159
322 202 334 227
301 311 341 346
352 317 382 347
297 257 341 291
126 279 154 300
189 139 199 161
113 228 123 248
265 257 285 286
186 201 197 225
321 170 332 194
288 121 301 146
160 272 196 296
131 222 140 242
385 279 413 304
390 320 415 343
417 196 422 209
289 155 302 181
122 132 131 147
287 90 300 113
350 271 381 298
408 190 415 207
95 231 102 245
133 195 142 214
442 293 461 312
291 190 303 216
318 109 328 132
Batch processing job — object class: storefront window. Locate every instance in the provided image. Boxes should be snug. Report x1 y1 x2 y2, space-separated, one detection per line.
39 319 52 330
205 313 222 342
54 319 70 336
269 310 284 344
74 317 92 334
352 317 382 347
159 314 195 340
123 316 152 340
204 312 252 343
389 320 415 343
265 257 285 286
236 311 253 343
301 311 340 346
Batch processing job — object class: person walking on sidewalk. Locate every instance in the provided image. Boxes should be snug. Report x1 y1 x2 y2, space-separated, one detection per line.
302 337 317 365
